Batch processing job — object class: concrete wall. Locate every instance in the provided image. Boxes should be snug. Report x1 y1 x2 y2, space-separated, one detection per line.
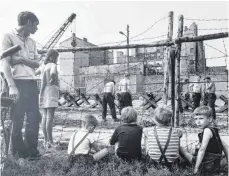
70 61 228 98
59 58 74 91
180 23 197 75
80 62 143 94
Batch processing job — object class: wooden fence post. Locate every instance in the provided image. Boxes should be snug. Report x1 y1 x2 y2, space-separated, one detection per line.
170 47 176 126
163 11 174 104
174 15 184 127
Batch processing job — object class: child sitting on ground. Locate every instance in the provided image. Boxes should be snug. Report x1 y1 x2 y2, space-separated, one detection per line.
110 106 142 161
67 115 110 162
183 106 228 174
143 105 183 169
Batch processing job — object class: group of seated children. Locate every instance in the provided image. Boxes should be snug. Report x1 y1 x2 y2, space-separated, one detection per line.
67 105 228 174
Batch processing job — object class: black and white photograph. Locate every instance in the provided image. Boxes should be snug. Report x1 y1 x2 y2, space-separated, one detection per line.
0 1 228 176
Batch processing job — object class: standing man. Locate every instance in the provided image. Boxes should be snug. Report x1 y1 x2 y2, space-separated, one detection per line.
179 78 189 112
102 79 119 122
118 73 132 114
1 11 41 158
189 75 203 111
204 77 216 119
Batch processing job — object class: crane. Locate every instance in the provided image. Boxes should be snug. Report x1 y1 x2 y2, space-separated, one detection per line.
42 13 76 49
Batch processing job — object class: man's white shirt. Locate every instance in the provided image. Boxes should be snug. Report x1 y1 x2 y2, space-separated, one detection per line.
118 78 130 93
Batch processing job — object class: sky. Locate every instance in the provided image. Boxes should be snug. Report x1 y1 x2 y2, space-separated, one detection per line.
0 0 228 67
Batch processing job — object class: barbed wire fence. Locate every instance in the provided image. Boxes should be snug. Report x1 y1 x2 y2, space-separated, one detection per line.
1 13 229 166
44 14 229 150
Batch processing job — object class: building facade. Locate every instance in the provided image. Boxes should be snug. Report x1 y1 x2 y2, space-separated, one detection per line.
58 36 113 92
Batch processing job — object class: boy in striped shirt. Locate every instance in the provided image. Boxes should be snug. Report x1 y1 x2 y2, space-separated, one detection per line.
143 105 183 168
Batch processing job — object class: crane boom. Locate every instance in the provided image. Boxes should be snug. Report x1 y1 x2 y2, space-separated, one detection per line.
43 13 76 49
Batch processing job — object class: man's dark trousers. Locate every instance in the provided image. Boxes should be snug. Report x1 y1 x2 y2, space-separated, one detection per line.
206 93 216 119
102 92 117 120
192 93 201 110
119 92 132 113
11 80 40 157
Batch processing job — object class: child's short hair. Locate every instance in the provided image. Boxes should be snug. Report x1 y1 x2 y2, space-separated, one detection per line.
44 49 59 65
121 106 137 123
153 105 172 126
82 115 98 128
193 106 213 118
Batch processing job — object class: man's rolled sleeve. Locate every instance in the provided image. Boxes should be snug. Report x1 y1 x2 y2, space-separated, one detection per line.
1 34 13 62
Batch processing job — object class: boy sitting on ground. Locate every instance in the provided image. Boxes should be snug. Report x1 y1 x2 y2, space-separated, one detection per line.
67 115 108 162
181 106 228 174
143 105 183 169
110 106 142 161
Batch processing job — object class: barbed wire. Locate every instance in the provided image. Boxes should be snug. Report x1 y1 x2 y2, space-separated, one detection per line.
222 39 228 56
130 34 167 42
204 43 228 56
116 16 169 46
184 18 229 21
179 55 228 60
97 34 168 47
131 16 168 40
59 72 228 77
198 28 229 31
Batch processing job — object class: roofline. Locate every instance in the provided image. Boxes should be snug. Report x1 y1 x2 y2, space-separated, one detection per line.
59 36 97 46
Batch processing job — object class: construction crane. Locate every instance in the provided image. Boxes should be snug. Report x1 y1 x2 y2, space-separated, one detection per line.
42 13 76 49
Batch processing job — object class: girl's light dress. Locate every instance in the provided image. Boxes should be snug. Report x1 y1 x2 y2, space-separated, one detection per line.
39 63 59 108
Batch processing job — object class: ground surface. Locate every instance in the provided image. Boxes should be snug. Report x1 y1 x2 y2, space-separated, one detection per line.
1 99 228 176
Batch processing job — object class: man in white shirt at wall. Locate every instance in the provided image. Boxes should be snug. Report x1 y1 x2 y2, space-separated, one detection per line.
118 73 132 114
204 77 216 119
189 75 203 111
102 79 119 122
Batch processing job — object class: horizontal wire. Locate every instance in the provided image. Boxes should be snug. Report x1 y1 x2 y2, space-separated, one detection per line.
130 16 169 40
184 18 229 21
198 28 229 31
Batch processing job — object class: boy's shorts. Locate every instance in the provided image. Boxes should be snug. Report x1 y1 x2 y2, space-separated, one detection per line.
192 152 222 173
144 155 180 170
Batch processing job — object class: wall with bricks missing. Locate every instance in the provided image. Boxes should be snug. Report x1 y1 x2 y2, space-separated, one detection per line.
61 60 227 98
80 62 143 95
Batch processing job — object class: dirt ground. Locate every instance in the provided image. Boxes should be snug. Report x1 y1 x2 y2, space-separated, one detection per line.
43 99 228 151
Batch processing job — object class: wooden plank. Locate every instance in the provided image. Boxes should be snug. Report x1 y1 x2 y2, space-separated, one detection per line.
163 11 173 104
170 48 176 124
216 105 228 113
141 95 158 109
180 95 194 109
80 93 90 105
219 95 228 104
175 32 228 43
38 40 174 54
90 94 103 108
174 15 184 127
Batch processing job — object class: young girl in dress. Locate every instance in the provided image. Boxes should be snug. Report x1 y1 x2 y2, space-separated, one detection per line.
38 49 59 148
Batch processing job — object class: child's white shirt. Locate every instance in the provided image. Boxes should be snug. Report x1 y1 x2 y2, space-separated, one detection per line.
67 130 99 155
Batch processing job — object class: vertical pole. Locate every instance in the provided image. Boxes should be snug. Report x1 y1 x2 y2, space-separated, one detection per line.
170 47 176 126
174 15 184 127
163 11 174 104
127 25 130 74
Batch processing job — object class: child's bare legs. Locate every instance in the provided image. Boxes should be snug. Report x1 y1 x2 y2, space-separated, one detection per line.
41 109 47 147
114 142 119 154
179 146 193 163
46 107 55 145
